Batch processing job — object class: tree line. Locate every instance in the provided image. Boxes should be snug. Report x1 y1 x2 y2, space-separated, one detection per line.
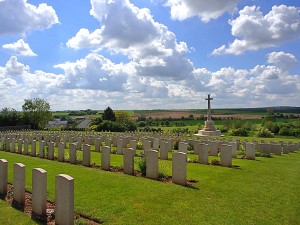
0 98 52 130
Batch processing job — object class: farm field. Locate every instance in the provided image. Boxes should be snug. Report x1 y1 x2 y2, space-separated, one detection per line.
0 137 299 225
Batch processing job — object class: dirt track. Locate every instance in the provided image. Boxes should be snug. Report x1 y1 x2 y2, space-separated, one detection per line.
132 111 262 120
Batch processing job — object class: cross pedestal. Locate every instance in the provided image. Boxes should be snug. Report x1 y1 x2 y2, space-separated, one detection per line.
195 94 221 137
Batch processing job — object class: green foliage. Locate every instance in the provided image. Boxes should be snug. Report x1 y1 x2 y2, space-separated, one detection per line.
22 98 52 129
124 119 138 131
261 115 276 125
188 143 194 151
137 121 147 127
256 127 275 138
263 121 279 134
115 111 131 123
135 156 146 176
0 107 22 126
278 126 300 137
89 125 98 131
255 152 272 158
91 117 103 125
96 121 124 132
139 126 162 132
229 128 249 136
136 141 143 150
96 120 137 132
68 109 98 116
172 127 189 133
173 139 179 150
102 107 116 121
232 119 243 129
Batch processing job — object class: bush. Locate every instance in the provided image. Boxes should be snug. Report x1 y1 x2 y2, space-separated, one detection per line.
137 121 147 127
256 128 274 138
229 128 249 136
96 121 125 132
96 120 137 132
136 141 143 150
135 156 146 176
139 126 162 132
263 121 279 134
278 126 292 136
172 127 189 133
188 143 194 151
173 139 179 150
89 125 98 131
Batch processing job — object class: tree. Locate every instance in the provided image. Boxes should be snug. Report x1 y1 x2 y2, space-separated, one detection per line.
115 111 131 123
102 107 116 121
0 108 22 126
22 98 52 129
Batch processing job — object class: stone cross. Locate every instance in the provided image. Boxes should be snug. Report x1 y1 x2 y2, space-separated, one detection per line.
205 94 213 121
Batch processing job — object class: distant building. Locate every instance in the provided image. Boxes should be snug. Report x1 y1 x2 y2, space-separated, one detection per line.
45 119 68 129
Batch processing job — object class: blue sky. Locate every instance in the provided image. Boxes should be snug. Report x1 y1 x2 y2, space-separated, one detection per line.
0 0 299 110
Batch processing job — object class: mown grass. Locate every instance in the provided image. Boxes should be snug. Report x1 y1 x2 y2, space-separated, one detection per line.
0 143 299 225
0 199 39 225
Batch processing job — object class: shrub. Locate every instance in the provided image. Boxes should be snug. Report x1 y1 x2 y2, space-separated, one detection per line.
229 128 249 136
188 143 194 151
135 157 146 176
173 139 179 150
263 121 279 134
140 126 162 132
256 128 274 138
220 126 228 133
137 121 147 127
96 120 137 132
172 127 189 133
89 125 97 131
278 126 291 136
136 141 143 150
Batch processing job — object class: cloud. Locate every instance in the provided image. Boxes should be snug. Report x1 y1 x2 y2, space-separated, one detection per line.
212 5 300 55
267 51 297 71
54 53 128 91
0 52 299 110
4 56 30 76
2 39 37 56
0 0 59 35
67 0 193 80
164 0 238 22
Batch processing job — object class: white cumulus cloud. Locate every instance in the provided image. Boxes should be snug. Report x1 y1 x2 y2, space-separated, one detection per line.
67 0 193 80
0 0 59 35
267 51 297 71
164 0 238 22
2 39 37 56
4 56 30 76
212 5 300 55
54 53 128 91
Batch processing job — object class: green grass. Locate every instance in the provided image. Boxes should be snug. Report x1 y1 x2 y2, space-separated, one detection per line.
0 200 39 224
0 144 299 225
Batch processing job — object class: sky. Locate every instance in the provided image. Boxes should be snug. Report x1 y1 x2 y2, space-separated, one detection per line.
0 0 300 111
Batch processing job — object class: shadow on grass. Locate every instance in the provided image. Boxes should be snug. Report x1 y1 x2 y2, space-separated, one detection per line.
232 165 242 169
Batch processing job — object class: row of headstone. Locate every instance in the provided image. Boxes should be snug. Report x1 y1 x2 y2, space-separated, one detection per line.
0 136 189 186
1 132 299 170
0 159 74 225
243 140 300 157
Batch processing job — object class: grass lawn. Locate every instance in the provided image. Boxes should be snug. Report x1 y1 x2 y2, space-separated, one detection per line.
0 200 38 225
0 144 299 225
